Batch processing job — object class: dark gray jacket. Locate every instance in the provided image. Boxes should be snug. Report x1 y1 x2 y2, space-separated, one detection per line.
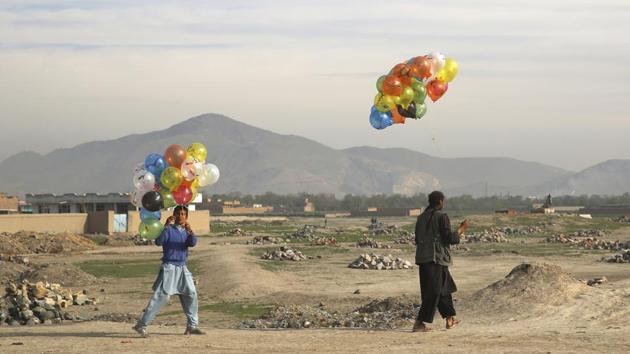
415 208 459 266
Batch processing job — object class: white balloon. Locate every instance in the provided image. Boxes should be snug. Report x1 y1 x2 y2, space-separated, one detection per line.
427 51 446 73
181 157 203 181
198 163 220 186
133 169 156 191
130 190 145 207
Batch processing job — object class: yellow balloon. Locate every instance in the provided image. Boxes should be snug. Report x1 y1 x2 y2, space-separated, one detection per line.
374 93 398 112
186 142 207 162
160 167 183 191
437 58 459 83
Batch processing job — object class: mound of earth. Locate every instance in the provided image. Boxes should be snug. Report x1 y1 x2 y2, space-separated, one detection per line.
19 263 98 287
0 232 97 255
0 261 29 285
462 262 588 320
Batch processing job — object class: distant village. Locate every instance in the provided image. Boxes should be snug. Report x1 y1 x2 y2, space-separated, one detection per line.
1 190 629 237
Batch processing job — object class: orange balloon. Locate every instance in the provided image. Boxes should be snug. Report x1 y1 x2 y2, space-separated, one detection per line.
164 144 187 167
409 56 432 79
391 107 406 124
427 80 448 102
381 75 403 96
390 63 413 86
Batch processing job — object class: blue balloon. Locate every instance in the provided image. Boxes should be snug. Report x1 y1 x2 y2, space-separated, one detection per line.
144 153 166 177
369 106 392 130
140 208 161 221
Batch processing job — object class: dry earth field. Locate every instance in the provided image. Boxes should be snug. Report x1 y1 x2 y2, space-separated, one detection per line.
1 214 629 353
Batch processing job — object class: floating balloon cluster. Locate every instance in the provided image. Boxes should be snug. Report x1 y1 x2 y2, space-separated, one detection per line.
370 51 459 130
131 143 220 238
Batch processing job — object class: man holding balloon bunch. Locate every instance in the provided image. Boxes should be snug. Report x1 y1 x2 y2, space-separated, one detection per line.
130 142 220 337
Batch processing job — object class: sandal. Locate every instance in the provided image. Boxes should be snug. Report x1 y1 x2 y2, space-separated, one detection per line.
412 321 432 332
445 317 460 329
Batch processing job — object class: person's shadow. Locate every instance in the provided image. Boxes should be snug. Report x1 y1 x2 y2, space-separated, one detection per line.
0 331 177 339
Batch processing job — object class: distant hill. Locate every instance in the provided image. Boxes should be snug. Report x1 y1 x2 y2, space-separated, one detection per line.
525 159 630 196
1 113 624 197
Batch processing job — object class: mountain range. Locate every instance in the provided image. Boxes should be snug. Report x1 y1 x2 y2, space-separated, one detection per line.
0 113 628 197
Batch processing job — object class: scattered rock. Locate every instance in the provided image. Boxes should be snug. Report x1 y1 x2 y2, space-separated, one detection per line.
546 235 629 251
584 277 608 286
241 297 418 329
602 249 630 263
311 237 337 246
225 228 250 237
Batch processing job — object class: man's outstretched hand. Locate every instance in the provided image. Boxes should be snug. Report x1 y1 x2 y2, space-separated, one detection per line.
457 219 469 235
165 216 175 225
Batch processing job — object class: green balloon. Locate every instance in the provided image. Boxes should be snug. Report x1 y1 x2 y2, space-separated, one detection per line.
415 103 427 119
160 189 177 208
399 86 415 107
138 217 163 239
376 75 387 92
412 85 427 104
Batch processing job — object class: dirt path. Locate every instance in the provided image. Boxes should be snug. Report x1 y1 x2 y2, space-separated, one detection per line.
1 320 628 353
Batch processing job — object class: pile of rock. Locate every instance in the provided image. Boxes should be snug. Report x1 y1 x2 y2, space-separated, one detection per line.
498 226 545 236
0 255 30 265
461 228 509 243
348 253 413 270
569 229 606 237
603 249 630 263
247 236 284 245
356 237 390 249
132 235 153 246
311 237 337 246
287 225 319 240
1 281 96 326
611 216 630 223
260 247 306 261
546 235 630 251
241 297 418 329
225 228 250 237
393 234 415 245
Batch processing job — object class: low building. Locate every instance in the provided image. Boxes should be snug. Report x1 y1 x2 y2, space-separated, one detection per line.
351 207 423 217
208 199 274 215
26 193 134 214
0 193 19 214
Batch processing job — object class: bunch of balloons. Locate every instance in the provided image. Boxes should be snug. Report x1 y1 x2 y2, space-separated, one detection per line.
131 143 220 238
370 51 459 130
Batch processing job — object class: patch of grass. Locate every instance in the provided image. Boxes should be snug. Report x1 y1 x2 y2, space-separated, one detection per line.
160 302 271 319
75 259 200 278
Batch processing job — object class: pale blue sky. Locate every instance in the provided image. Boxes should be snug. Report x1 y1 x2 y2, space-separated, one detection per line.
0 0 628 170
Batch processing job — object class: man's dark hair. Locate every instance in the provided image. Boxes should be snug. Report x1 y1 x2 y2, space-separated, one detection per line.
173 205 189 216
428 191 445 207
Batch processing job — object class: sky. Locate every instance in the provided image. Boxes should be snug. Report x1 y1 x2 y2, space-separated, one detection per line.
0 0 628 171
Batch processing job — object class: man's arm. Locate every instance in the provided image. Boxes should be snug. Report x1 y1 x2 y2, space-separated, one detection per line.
184 223 197 247
155 226 169 246
439 213 460 245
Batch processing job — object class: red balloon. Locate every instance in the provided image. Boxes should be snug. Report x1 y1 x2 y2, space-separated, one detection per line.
381 75 403 96
164 144 187 167
427 80 448 102
172 184 193 205
409 56 432 79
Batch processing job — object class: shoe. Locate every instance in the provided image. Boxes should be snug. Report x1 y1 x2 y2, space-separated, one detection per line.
184 327 206 335
412 321 431 332
132 324 149 338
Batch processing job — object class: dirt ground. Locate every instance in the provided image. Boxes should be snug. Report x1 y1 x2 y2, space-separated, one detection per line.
1 215 629 353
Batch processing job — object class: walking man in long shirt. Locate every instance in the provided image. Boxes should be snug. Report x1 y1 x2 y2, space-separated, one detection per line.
133 205 205 337
413 191 468 332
